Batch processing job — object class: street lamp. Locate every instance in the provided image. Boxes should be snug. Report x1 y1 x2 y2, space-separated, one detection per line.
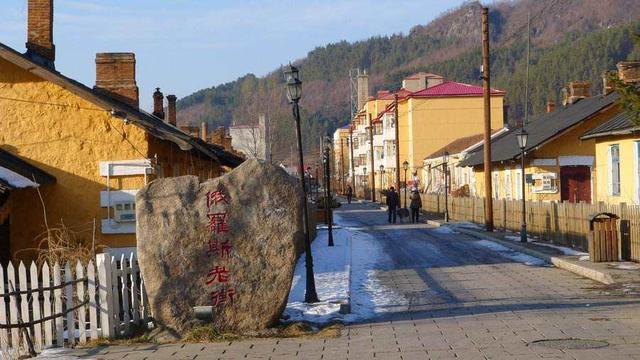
402 160 409 208
379 164 384 193
516 128 529 243
284 64 319 303
323 137 334 247
443 150 449 222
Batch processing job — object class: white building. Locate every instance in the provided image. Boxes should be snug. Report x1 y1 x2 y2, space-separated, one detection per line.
230 114 271 161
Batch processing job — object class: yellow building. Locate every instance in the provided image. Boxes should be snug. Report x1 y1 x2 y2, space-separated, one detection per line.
398 81 505 185
460 84 619 203
332 126 351 194
0 1 242 262
343 72 505 197
582 112 640 204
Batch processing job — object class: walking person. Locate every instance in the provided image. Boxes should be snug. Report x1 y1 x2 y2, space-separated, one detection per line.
409 188 422 223
346 185 353 204
386 186 399 224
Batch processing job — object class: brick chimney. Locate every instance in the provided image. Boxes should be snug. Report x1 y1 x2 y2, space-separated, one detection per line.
568 81 590 104
152 88 165 119
94 53 139 108
357 71 369 111
546 100 555 113
200 122 208 142
25 0 55 68
617 61 640 84
166 95 177 125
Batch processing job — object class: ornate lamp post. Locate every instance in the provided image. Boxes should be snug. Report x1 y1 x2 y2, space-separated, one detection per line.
443 151 449 222
284 64 318 303
516 128 529 243
323 137 335 246
402 160 409 208
379 165 385 193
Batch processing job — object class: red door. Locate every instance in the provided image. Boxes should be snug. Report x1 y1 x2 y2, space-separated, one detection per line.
560 166 591 203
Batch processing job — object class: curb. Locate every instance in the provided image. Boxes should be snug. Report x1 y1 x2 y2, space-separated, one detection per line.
455 227 616 285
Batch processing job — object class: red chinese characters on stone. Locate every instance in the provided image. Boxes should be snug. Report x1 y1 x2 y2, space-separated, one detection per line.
207 238 233 258
207 212 230 234
206 190 229 208
206 265 230 285
210 288 236 306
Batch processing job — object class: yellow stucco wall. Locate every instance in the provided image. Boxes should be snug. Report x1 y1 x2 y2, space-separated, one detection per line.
405 95 504 175
471 105 619 203
0 57 221 261
594 134 639 205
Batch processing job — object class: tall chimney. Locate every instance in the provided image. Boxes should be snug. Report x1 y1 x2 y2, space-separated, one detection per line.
357 71 369 111
200 122 208 142
568 81 590 104
166 95 177 125
94 53 139 108
152 88 165 119
25 0 55 67
546 100 555 113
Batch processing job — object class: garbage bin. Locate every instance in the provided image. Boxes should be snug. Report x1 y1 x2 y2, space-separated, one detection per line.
588 212 620 262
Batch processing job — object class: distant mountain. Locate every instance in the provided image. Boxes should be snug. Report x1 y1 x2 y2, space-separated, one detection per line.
177 0 640 163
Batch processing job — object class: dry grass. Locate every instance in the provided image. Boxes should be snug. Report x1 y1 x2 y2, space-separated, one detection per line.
14 183 101 266
182 322 343 344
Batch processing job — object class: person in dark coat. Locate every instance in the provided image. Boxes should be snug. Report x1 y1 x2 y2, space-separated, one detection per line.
386 186 399 224
346 185 353 204
409 189 422 223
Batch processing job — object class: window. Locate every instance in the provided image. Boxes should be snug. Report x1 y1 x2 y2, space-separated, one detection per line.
609 144 621 196
636 142 640 203
514 168 523 200
492 172 500 199
531 173 558 193
504 170 512 200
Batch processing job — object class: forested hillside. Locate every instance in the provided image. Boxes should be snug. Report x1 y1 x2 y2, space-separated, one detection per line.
177 0 640 163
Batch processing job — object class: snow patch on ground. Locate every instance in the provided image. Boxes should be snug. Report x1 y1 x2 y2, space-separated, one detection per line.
285 209 403 324
503 235 588 256
36 348 83 359
609 263 640 270
284 213 351 324
433 225 456 234
471 240 546 266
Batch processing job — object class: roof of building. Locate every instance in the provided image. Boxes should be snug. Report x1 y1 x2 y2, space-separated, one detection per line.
0 41 243 168
0 148 56 191
459 92 620 167
377 88 412 100
581 111 638 139
424 130 503 160
409 81 505 98
404 72 444 80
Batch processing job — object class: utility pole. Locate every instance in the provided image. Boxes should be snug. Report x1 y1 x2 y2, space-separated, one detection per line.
340 138 346 194
482 7 494 232
349 125 356 191
394 94 401 192
368 114 376 202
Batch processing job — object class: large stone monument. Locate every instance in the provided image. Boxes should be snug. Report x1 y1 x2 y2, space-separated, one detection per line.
136 159 304 337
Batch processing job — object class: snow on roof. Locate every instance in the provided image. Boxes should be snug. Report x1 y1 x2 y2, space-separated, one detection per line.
0 166 39 189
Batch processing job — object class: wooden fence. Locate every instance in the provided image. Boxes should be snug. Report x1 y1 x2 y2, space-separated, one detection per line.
0 252 149 357
421 194 640 262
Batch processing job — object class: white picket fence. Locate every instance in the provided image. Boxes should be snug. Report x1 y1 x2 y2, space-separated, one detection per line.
0 252 150 356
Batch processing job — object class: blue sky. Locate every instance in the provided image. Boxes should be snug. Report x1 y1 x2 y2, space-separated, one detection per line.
1 0 465 110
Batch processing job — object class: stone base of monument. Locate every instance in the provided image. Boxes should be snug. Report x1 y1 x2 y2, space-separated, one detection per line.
136 159 305 339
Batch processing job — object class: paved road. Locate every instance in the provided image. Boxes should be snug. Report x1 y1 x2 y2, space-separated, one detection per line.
58 200 640 359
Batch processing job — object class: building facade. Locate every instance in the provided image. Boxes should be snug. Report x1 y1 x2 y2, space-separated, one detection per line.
0 0 242 261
